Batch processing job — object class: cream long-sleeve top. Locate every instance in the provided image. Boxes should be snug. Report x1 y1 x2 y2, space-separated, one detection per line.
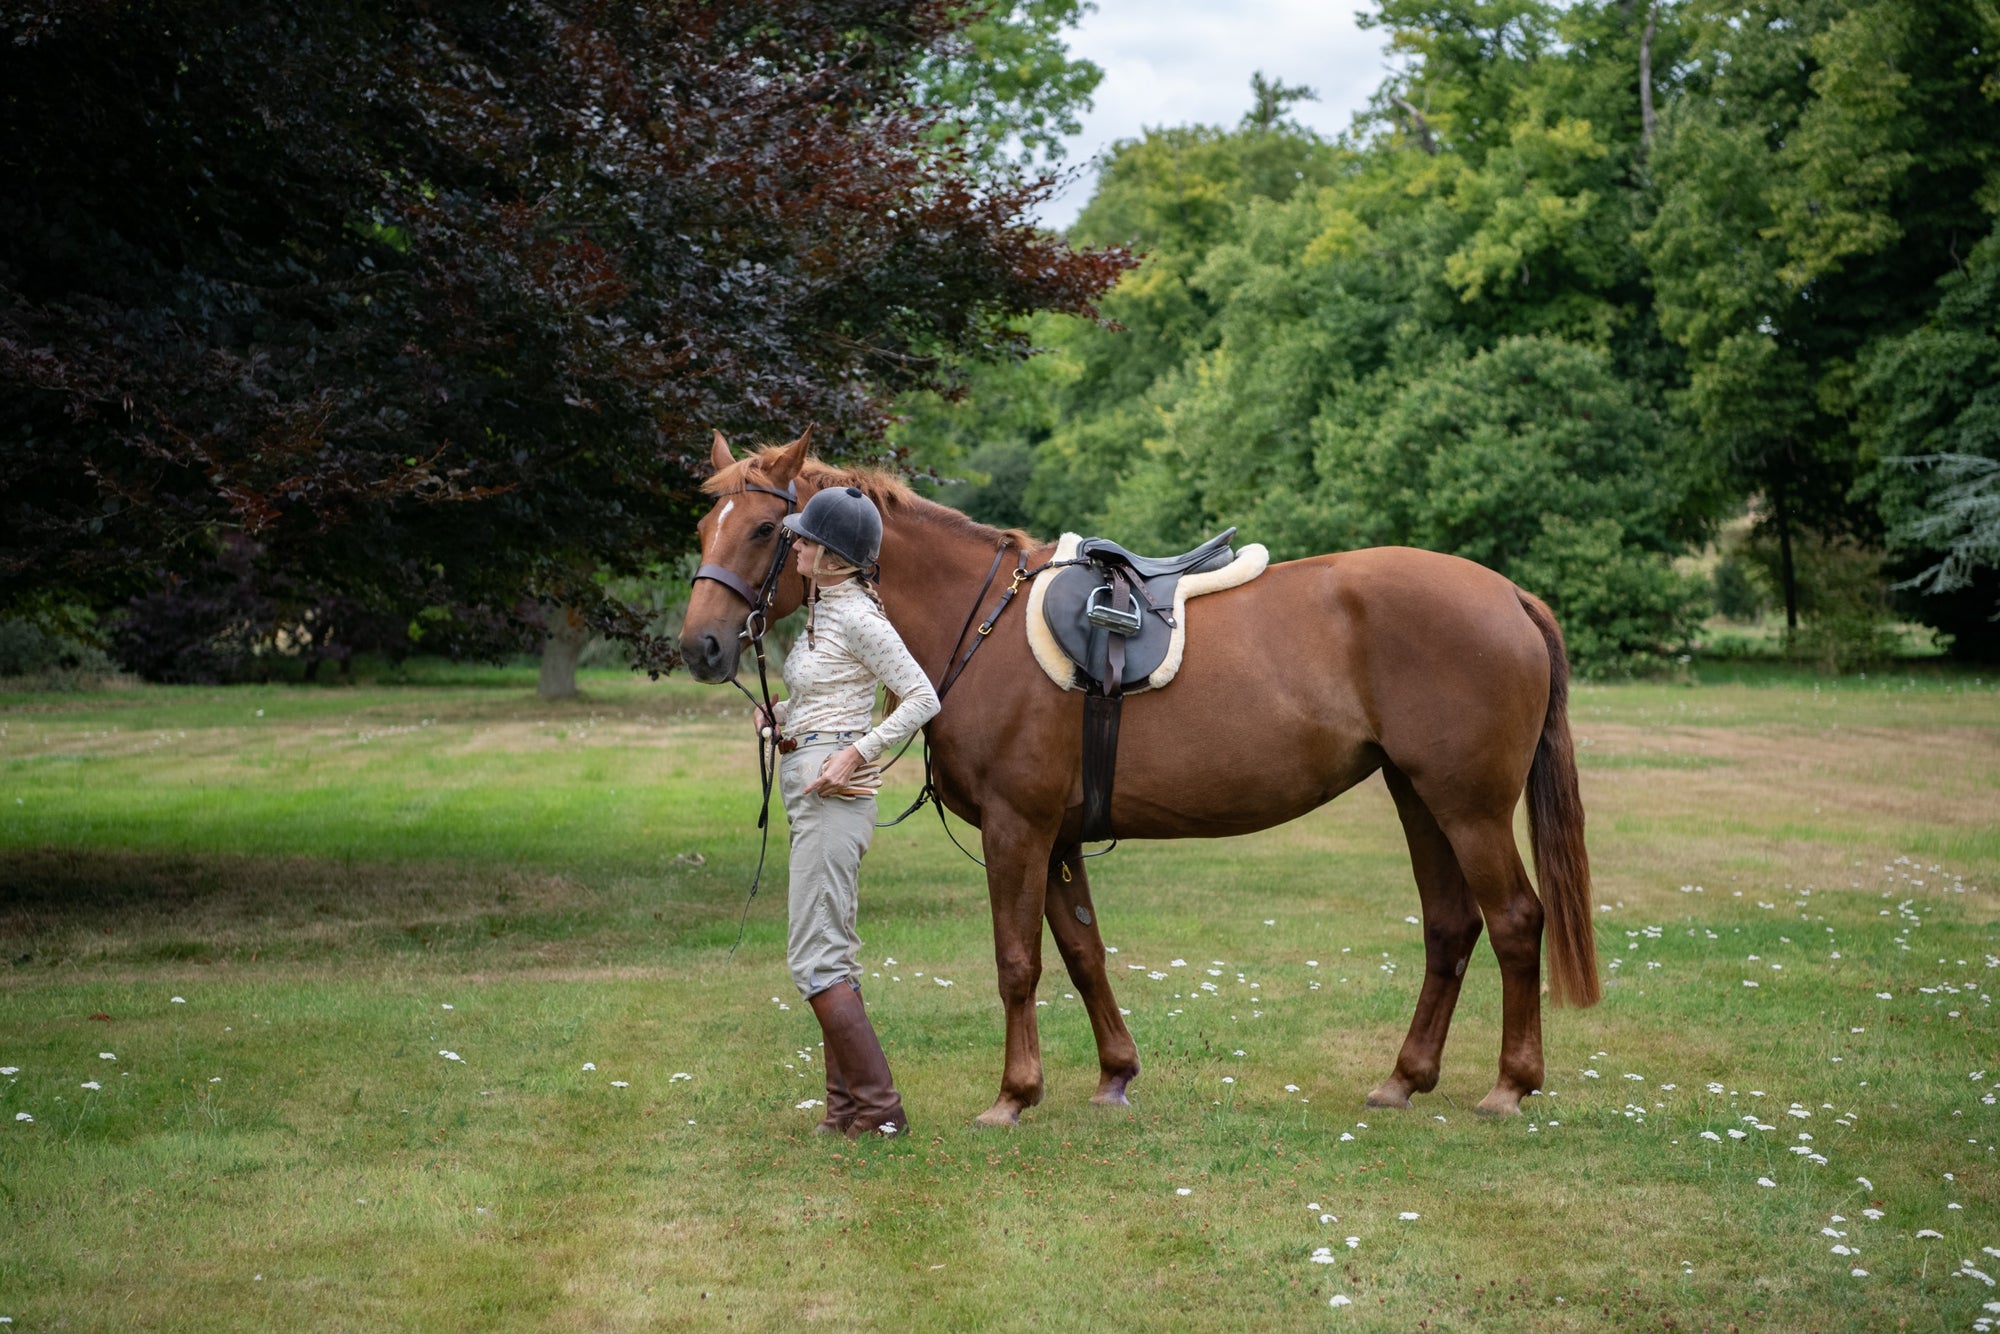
776 579 939 763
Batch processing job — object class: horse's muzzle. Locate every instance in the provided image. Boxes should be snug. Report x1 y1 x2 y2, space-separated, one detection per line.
679 627 740 683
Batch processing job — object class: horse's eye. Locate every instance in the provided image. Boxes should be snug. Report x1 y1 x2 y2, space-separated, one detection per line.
754 522 777 540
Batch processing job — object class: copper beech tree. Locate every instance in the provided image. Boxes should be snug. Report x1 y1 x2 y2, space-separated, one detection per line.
0 1 1130 678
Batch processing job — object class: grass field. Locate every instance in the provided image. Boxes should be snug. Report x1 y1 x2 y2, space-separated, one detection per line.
2 664 1997 1330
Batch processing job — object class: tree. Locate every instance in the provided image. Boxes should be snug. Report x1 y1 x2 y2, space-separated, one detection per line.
1244 73 1319 132
1641 0 2000 633
1857 223 2000 657
1 1 1131 677
914 0 1105 168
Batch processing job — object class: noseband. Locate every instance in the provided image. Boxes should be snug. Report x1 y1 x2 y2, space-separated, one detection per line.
692 479 799 640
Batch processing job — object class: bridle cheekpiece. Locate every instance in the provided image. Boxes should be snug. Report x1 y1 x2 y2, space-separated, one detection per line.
692 478 799 642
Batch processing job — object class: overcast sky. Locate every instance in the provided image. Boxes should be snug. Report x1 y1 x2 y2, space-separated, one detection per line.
1035 1 1392 229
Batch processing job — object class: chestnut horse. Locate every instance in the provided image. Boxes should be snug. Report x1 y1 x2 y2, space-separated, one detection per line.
680 429 1600 1126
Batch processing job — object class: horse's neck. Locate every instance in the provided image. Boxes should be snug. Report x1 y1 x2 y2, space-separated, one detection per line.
875 507 1025 685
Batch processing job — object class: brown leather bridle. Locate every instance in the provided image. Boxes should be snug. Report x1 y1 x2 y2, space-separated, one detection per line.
691 478 799 640
691 476 798 957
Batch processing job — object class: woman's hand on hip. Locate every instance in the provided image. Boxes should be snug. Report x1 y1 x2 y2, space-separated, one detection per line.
805 744 865 797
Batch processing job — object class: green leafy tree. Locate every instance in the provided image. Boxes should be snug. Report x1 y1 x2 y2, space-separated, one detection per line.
914 0 1104 168
1641 0 2000 635
1858 224 2000 655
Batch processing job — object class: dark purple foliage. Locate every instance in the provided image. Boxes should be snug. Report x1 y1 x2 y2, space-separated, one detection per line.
0 1 1132 670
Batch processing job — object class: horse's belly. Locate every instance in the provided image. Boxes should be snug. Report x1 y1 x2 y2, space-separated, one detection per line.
1092 690 1379 839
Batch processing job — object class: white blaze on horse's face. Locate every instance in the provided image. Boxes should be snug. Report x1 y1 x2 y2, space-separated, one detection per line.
678 426 816 683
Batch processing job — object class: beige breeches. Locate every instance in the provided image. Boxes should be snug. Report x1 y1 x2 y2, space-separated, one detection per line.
780 740 877 998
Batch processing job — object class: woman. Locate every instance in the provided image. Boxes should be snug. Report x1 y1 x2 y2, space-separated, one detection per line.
757 485 939 1137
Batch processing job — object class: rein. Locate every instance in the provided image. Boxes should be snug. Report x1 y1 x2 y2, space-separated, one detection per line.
878 546 1098 868
706 507 1085 942
693 480 798 958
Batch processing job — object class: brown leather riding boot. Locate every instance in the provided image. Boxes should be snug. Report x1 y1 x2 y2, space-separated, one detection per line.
808 981 909 1139
814 1027 856 1135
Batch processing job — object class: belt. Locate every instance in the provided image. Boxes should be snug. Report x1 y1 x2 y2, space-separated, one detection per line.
777 729 862 755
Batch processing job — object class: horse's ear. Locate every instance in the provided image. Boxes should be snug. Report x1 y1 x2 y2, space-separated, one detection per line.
762 424 814 486
709 429 734 474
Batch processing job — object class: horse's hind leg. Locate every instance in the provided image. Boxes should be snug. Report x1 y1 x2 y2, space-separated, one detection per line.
1044 845 1141 1106
1441 816 1547 1117
1367 767 1484 1110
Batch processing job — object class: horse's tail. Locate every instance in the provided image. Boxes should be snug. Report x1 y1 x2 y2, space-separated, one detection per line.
1517 592 1600 1008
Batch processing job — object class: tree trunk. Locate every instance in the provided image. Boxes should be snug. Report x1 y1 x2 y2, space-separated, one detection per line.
538 604 588 700
1639 7 1657 146
1771 484 1800 631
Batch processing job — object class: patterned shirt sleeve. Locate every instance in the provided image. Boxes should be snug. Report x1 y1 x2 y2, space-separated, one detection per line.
842 599 940 763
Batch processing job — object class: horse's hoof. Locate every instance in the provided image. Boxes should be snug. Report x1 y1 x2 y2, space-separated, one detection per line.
1090 1085 1131 1107
1364 1082 1414 1110
1475 1089 1525 1117
973 1102 1022 1128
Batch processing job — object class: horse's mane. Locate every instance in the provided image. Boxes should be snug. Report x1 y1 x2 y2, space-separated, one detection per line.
704 447 1041 553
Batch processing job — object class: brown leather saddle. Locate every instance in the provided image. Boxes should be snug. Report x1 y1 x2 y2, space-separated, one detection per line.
1036 528 1238 843
1040 528 1238 692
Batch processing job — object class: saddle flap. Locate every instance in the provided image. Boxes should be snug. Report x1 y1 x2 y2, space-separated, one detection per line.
1044 564 1179 690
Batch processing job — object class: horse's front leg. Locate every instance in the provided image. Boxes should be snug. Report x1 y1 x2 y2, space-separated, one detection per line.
1043 845 1141 1106
975 807 1057 1128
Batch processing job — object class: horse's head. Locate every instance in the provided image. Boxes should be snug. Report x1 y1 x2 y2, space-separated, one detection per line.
679 426 814 682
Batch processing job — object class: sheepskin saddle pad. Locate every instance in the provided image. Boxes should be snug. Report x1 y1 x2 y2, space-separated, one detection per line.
1025 529 1269 693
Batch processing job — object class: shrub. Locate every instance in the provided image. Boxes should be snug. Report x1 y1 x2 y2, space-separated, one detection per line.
0 611 114 689
1514 515 1708 676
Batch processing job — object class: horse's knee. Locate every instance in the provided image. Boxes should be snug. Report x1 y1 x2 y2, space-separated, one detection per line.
995 949 1041 1007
